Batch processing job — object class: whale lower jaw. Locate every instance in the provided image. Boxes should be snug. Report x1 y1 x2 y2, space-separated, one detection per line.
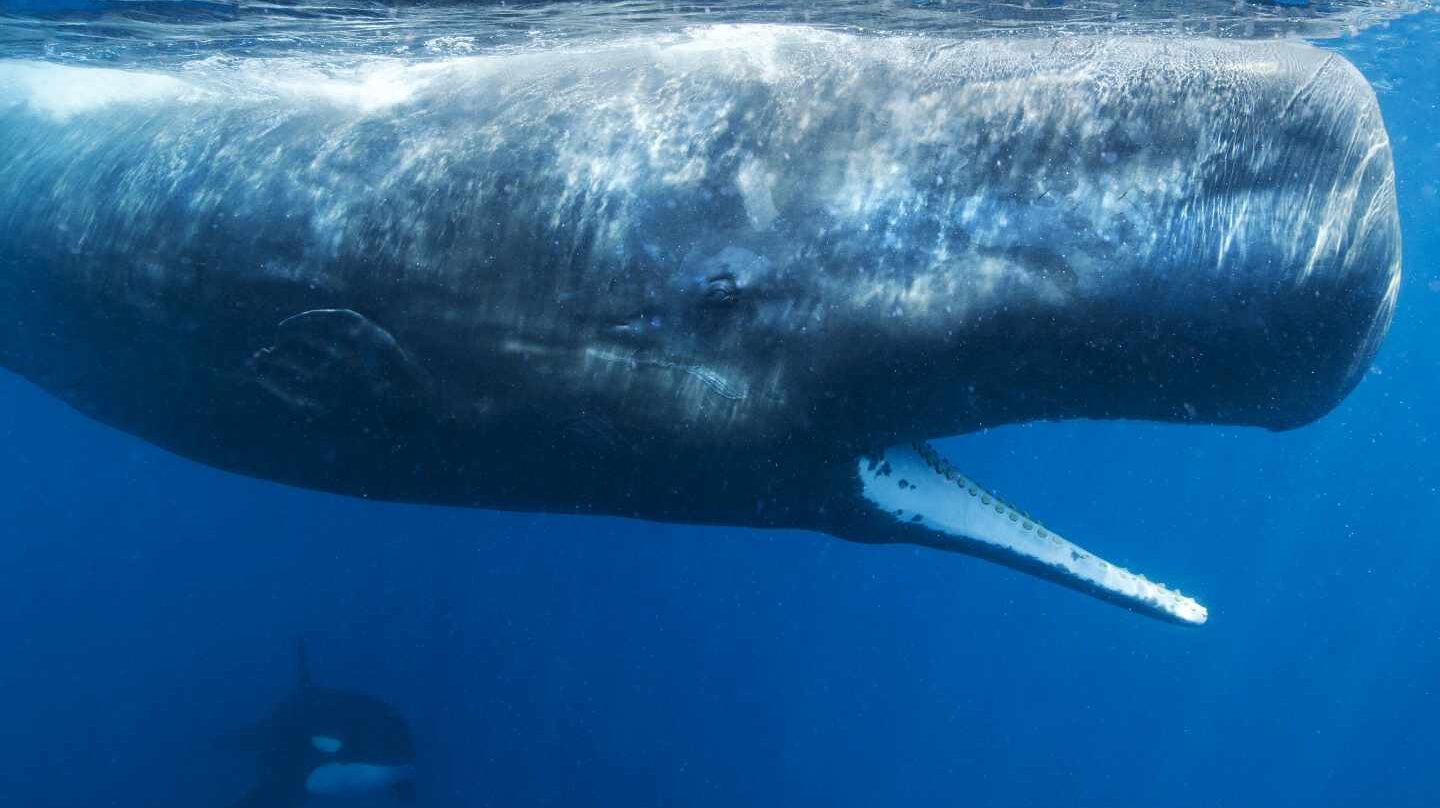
845 443 1208 625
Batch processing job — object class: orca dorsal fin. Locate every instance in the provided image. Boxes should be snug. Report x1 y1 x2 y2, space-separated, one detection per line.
296 639 312 691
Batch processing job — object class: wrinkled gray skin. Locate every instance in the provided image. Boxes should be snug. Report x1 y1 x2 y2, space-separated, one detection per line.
0 30 1400 621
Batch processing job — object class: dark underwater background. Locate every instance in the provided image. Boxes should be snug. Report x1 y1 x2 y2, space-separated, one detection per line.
2 2 1438 806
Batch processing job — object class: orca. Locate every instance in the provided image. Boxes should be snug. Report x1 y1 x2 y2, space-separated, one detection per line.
219 643 416 808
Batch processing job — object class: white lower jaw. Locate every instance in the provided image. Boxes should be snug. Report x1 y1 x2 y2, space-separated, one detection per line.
305 762 416 796
857 442 1208 625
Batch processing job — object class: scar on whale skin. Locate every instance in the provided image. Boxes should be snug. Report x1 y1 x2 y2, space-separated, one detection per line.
250 309 434 419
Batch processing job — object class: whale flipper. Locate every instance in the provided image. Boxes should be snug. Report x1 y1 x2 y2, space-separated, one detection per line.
250 309 432 423
837 443 1208 625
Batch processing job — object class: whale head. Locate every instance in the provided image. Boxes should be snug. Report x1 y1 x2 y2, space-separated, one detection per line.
532 35 1400 451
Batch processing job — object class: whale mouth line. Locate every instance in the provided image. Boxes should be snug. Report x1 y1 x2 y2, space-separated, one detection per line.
854 442 1208 625
585 347 750 401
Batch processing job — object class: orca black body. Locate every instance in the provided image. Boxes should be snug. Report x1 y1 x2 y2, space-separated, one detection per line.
222 643 416 808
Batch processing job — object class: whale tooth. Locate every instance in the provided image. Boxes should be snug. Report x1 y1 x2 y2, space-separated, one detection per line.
843 442 1208 625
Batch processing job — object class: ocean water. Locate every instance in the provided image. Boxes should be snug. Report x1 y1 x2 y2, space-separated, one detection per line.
0 2 1438 807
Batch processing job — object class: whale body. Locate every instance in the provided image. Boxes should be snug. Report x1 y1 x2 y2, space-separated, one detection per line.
0 28 1401 623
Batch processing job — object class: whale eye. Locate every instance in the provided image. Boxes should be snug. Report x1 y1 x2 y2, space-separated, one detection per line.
311 735 344 754
703 274 739 306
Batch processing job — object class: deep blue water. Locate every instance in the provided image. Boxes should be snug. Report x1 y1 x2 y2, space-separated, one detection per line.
2 3 1439 807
